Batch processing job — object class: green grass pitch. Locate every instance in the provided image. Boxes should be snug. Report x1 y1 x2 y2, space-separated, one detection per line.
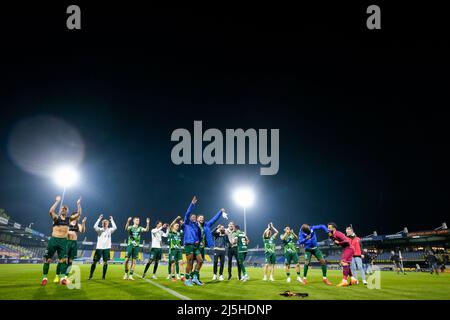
0 264 449 300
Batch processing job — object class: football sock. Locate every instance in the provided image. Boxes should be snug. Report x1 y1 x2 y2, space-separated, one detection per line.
153 261 159 274
102 264 108 278
343 265 350 280
90 262 96 278
66 262 72 276
303 265 309 277
43 263 50 277
59 262 67 276
321 264 327 277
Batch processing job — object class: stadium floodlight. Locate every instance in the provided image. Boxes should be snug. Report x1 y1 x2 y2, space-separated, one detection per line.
52 166 79 213
53 166 79 188
233 187 255 235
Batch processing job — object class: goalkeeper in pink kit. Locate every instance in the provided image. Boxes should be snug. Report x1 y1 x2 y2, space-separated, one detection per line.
327 223 357 287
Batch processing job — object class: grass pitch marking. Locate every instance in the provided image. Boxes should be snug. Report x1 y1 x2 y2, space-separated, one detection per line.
134 273 192 300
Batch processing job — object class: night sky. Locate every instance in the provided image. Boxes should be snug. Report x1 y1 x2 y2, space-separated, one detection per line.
0 3 449 245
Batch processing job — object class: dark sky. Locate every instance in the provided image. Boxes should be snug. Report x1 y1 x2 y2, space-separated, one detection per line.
0 3 449 245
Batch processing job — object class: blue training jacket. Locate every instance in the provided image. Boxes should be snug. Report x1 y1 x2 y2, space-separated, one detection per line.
202 210 223 248
297 224 328 249
183 202 201 245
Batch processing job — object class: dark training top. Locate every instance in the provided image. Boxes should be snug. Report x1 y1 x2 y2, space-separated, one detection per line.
69 222 80 232
53 215 69 227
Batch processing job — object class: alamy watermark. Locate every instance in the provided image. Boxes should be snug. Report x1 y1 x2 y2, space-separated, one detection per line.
366 265 381 290
170 121 279 175
66 265 81 290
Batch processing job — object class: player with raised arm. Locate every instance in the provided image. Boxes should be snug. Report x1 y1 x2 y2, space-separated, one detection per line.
142 221 169 279
166 216 185 281
298 224 332 285
280 225 302 283
194 207 228 284
183 196 199 286
41 196 81 286
123 216 150 280
234 225 250 281
327 222 356 287
89 214 117 280
65 214 86 278
262 223 278 281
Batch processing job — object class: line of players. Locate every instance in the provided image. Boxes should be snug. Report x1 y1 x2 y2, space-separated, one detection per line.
41 195 367 287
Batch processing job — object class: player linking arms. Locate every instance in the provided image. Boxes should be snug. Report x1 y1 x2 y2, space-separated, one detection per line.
166 216 185 281
123 216 150 280
280 225 302 283
143 220 169 279
298 224 332 285
195 206 228 283
183 196 200 286
89 214 117 280
41 195 81 286
183 196 228 286
327 222 357 287
262 223 278 281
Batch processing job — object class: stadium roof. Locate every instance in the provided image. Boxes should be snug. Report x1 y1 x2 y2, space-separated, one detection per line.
0 215 47 241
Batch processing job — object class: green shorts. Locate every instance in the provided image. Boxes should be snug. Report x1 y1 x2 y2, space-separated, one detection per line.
238 251 247 264
44 237 68 260
185 244 201 257
94 249 110 262
284 251 299 265
126 245 140 259
169 249 183 262
199 246 205 260
304 248 324 264
265 252 276 264
67 239 78 260
149 248 162 261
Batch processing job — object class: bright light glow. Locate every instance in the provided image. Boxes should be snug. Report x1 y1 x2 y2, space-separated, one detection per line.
233 187 255 208
53 166 79 188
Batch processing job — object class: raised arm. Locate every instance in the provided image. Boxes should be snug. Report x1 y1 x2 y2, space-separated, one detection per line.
205 208 225 228
170 216 182 229
94 215 103 233
184 196 197 223
49 196 61 221
109 216 117 233
262 225 271 238
312 224 329 234
70 197 82 221
144 218 151 232
79 217 87 233
270 223 279 238
125 217 132 231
